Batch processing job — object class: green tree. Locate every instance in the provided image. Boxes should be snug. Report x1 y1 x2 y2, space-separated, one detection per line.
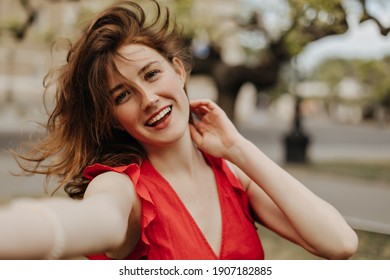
312 57 390 118
170 0 390 121
2 0 390 120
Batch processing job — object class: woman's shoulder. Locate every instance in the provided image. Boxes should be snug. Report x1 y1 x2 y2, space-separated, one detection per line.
82 163 141 199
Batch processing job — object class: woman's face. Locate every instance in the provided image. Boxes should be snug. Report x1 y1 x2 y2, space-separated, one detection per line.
108 44 189 150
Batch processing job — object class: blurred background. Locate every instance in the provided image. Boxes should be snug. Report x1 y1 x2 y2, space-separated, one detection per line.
0 0 389 259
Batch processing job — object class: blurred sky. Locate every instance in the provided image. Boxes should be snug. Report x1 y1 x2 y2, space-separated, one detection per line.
297 0 390 73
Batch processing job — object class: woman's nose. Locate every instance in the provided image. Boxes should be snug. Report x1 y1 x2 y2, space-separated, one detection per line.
141 90 159 111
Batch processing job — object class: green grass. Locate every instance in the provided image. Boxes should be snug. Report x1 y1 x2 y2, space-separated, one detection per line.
308 160 390 182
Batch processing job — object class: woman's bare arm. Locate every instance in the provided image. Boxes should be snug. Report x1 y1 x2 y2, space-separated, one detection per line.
0 171 139 259
189 99 358 259
231 145 358 259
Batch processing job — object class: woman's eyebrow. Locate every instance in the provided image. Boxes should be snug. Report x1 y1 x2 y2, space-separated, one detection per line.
138 60 159 76
109 60 162 94
109 84 124 95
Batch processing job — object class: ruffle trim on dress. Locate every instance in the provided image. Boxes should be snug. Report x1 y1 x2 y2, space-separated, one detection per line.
83 162 155 259
83 163 140 185
211 155 256 224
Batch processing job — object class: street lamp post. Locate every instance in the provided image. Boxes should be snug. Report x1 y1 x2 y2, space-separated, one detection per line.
283 96 310 163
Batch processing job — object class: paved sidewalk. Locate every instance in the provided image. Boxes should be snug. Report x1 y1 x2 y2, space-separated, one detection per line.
237 109 390 259
272 165 390 259
282 164 390 235
236 105 390 233
258 225 390 260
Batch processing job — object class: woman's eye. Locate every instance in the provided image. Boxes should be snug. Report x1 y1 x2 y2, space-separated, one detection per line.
115 90 131 105
145 69 161 81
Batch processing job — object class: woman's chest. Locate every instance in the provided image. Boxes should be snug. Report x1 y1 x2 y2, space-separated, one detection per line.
162 168 223 256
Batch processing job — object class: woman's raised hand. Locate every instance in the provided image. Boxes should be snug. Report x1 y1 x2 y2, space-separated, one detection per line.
189 99 244 159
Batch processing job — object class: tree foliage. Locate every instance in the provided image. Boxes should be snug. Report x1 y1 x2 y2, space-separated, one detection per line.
312 57 390 106
2 0 389 56
2 0 390 117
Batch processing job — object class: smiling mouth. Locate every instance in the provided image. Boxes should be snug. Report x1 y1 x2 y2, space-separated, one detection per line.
145 106 172 127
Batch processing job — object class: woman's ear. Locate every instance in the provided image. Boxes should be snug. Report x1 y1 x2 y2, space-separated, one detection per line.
172 57 187 84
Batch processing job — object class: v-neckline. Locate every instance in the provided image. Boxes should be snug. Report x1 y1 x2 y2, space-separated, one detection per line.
144 154 225 259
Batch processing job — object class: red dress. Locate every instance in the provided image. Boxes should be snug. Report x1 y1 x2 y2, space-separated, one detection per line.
83 153 264 260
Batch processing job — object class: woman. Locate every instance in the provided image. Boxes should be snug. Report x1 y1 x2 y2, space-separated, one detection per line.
0 0 358 260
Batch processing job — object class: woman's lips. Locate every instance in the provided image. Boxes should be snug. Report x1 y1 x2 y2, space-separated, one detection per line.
145 105 172 127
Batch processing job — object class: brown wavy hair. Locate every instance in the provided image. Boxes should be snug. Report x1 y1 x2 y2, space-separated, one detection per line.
15 0 193 199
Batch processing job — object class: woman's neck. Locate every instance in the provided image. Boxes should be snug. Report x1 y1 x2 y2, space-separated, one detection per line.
145 130 204 179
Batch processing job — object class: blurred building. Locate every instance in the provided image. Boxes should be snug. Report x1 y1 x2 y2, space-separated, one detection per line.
0 0 114 124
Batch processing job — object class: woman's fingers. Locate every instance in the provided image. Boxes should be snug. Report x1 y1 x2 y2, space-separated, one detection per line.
189 124 203 147
190 99 220 120
190 99 218 113
189 99 216 108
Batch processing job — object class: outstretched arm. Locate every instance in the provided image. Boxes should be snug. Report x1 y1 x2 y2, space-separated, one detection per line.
0 171 139 259
189 99 358 259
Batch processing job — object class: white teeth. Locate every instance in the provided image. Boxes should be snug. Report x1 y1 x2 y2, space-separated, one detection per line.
147 107 171 126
